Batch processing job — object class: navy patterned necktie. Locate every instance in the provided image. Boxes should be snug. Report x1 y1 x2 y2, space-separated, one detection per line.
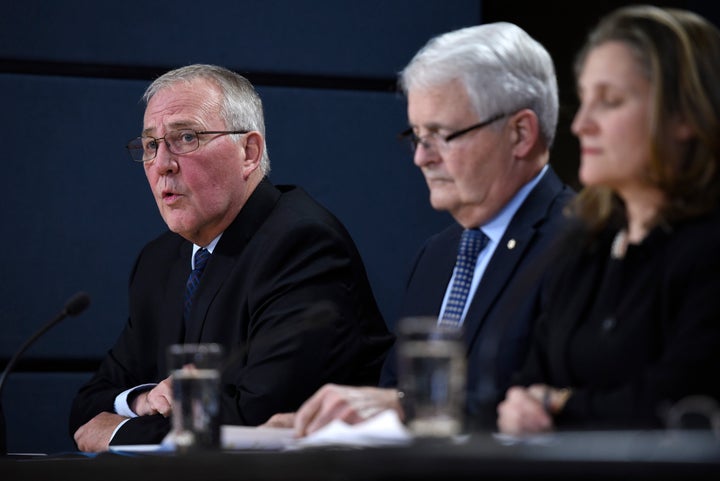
439 229 488 328
184 247 211 324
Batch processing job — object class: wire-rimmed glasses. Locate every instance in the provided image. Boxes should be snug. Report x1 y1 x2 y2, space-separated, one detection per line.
399 112 509 154
126 129 248 162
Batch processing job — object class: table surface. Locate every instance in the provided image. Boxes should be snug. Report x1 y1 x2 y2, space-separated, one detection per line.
2 430 720 481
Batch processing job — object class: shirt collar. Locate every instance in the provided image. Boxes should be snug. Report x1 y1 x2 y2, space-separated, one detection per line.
191 234 222 268
480 164 549 244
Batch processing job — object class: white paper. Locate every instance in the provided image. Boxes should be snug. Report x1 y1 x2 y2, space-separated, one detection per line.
296 409 413 448
221 425 296 450
108 443 173 453
112 410 413 453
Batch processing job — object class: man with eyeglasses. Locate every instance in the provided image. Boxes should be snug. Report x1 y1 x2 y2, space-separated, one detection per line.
69 64 393 451
265 23 574 435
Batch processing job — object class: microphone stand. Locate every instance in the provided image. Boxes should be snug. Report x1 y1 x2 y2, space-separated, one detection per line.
0 292 90 455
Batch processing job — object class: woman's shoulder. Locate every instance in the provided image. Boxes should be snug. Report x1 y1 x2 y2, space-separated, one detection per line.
669 207 720 244
662 207 720 269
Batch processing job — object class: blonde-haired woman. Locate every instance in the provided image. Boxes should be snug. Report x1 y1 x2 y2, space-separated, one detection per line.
498 5 720 434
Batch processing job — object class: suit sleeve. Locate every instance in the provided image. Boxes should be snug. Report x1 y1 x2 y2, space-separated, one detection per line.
69 245 170 442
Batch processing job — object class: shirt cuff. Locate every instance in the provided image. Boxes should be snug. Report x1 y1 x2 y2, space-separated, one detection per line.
109 418 131 445
114 383 157 418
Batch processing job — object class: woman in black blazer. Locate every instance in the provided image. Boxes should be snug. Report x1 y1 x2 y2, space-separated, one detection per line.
498 5 720 434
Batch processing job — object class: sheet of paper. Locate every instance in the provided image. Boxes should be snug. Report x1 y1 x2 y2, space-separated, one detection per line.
111 410 412 453
222 410 412 450
109 443 174 454
296 409 413 448
221 425 297 450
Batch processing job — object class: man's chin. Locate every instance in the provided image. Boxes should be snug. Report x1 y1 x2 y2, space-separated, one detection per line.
428 192 453 213
165 218 193 237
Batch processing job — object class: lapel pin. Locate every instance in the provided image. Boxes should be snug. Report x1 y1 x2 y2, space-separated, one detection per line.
507 239 516 250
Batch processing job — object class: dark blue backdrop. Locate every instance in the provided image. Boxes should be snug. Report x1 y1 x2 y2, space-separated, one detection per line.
3 0 717 455
0 0 478 453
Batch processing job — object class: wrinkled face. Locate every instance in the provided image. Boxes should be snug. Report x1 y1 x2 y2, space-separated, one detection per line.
407 81 515 227
572 41 653 193
142 78 251 246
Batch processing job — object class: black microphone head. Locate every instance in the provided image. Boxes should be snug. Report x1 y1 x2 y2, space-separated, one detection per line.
64 292 91 316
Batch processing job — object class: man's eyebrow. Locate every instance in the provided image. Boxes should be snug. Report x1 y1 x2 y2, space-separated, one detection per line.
410 122 445 134
141 121 201 136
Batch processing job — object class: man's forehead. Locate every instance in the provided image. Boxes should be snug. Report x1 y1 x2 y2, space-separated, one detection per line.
407 88 475 129
142 85 221 134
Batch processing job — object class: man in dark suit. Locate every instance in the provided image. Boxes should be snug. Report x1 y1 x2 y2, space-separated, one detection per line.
266 22 574 435
69 64 393 451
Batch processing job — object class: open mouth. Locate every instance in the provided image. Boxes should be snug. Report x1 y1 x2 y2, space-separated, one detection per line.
161 190 181 203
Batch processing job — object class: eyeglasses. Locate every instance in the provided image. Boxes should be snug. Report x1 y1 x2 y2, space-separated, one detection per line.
399 112 509 154
126 129 248 162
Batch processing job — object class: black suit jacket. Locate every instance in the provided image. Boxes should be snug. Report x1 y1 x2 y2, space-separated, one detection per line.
381 167 574 427
514 207 720 429
69 179 393 445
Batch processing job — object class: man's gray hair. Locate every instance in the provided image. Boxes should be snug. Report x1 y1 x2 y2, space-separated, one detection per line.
400 22 558 147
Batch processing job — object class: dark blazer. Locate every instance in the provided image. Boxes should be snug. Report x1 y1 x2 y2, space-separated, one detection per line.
514 207 720 429
380 166 574 427
69 178 393 445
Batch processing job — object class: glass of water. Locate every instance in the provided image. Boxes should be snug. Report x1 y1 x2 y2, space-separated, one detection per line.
396 317 466 437
167 343 224 451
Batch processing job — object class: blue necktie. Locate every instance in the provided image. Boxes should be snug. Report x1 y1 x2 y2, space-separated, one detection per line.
440 229 488 328
184 247 211 324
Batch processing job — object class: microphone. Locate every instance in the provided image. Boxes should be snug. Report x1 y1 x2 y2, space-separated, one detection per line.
0 291 91 396
0 292 91 454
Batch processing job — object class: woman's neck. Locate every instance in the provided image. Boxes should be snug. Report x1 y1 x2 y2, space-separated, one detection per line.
620 187 665 243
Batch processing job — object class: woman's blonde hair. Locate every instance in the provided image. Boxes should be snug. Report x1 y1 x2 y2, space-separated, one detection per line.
569 5 720 232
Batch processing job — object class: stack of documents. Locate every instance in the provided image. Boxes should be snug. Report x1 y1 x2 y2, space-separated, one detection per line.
222 410 412 450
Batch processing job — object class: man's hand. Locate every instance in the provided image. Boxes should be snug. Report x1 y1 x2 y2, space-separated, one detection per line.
262 412 296 429
293 383 403 437
132 376 173 417
73 412 128 452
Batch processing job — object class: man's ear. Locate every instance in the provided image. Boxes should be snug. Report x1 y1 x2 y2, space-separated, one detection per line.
509 109 540 158
241 132 263 179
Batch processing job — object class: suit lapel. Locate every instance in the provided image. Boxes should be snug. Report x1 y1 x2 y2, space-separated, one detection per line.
400 226 461 319
165 242 191 344
463 168 565 352
183 255 233 343
462 225 536 351
184 178 281 342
